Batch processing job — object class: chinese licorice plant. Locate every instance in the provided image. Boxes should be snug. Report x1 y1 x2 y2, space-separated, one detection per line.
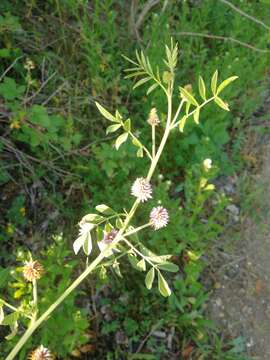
2 39 237 359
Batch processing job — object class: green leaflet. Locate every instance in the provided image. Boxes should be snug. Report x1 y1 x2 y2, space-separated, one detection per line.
145 268 155 290
211 70 218 95
115 132 128 150
95 102 118 122
157 272 171 297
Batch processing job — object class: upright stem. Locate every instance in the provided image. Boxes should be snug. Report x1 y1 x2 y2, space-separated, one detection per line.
31 279 38 324
151 125 156 158
7 90 174 360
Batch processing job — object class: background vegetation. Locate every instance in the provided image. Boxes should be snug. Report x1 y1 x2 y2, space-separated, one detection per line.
0 0 269 359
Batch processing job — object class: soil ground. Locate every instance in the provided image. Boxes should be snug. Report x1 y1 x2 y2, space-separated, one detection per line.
208 95 270 359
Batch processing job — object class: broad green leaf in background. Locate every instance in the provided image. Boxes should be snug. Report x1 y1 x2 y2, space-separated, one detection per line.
0 268 10 289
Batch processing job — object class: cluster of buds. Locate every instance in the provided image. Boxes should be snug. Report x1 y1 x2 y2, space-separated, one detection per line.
28 345 53 360
147 108 160 126
24 58 35 71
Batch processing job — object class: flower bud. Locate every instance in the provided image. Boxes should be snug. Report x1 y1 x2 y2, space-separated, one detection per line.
147 108 160 126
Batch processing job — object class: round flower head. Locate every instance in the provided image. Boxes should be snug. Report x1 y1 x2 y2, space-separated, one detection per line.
28 345 53 360
131 178 152 202
23 260 44 282
150 206 169 230
147 108 160 126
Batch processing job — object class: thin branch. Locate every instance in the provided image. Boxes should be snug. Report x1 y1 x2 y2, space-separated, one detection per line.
0 56 24 82
135 0 160 31
42 81 68 106
219 0 270 31
23 71 57 105
173 31 270 53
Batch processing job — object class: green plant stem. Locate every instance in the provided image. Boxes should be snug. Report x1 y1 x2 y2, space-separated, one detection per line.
122 236 157 270
2 301 31 320
171 96 215 129
3 301 18 313
152 125 156 158
7 85 174 360
123 222 151 237
128 131 152 160
31 279 38 323
171 99 184 127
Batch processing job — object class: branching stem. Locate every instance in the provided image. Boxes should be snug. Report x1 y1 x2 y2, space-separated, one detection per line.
6 76 174 360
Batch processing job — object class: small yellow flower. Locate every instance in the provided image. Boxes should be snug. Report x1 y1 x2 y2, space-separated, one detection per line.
20 207 26 216
23 261 44 282
10 121 21 130
6 223 14 235
24 58 35 70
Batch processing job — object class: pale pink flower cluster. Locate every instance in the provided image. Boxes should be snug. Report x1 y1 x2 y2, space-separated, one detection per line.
131 177 152 202
150 206 169 230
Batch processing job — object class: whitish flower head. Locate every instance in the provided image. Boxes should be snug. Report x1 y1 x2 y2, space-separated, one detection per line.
23 260 44 282
203 158 212 172
131 178 152 202
98 229 119 257
147 108 160 126
150 206 169 230
28 345 53 360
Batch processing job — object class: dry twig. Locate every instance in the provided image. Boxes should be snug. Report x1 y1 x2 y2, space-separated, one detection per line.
219 0 270 31
173 31 270 53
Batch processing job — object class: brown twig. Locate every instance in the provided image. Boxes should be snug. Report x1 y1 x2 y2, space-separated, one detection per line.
135 0 161 32
173 31 270 53
219 0 270 31
23 71 57 105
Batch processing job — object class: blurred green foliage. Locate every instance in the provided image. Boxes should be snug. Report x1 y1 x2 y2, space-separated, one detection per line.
0 0 269 358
